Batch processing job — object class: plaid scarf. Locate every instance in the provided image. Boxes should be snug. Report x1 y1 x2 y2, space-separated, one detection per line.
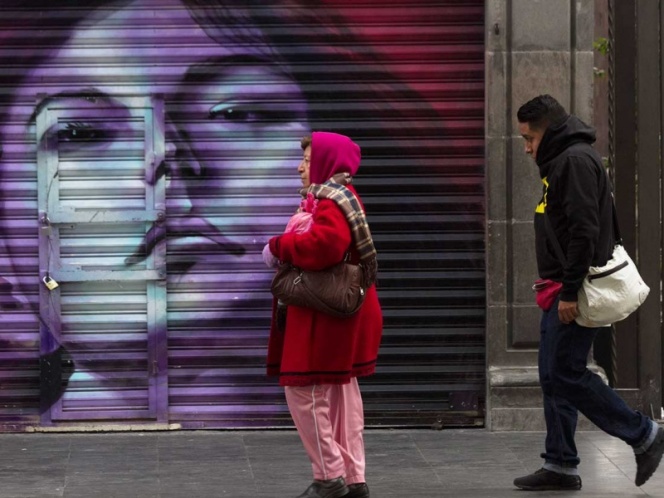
301 173 378 287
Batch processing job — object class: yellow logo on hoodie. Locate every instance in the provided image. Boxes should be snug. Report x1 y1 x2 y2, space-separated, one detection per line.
535 177 548 214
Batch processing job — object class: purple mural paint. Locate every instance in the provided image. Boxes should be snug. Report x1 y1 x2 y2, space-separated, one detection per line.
1 0 309 425
0 0 486 429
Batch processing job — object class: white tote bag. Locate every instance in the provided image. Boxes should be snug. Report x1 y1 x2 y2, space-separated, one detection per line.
575 244 650 327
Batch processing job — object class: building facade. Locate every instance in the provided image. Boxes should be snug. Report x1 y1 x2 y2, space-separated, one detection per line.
1 0 660 432
486 0 664 430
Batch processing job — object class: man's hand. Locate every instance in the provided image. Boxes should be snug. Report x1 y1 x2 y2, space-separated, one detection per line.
558 300 579 324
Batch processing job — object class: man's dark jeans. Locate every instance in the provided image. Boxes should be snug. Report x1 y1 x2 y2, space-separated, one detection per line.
539 299 652 468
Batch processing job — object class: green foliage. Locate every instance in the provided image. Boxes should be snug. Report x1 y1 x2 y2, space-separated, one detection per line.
594 37 609 56
593 37 609 79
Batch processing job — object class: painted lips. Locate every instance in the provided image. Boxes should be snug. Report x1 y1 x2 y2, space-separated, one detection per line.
125 216 245 266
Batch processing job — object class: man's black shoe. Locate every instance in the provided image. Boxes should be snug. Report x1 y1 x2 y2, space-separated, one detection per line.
346 483 369 498
513 468 582 491
296 477 349 498
635 426 664 486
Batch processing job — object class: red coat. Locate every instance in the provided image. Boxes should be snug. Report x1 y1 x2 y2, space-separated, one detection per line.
267 186 383 386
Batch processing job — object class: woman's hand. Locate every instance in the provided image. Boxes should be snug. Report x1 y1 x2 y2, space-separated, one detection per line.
262 243 279 268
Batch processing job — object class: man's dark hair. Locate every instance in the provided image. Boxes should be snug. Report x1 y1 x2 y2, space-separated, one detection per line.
517 94 568 130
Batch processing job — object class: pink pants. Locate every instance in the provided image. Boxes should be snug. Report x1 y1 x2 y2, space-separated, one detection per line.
285 378 365 484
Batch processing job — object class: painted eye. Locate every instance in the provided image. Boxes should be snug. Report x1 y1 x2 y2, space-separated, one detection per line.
208 105 262 122
57 122 107 142
208 103 300 124
219 108 250 121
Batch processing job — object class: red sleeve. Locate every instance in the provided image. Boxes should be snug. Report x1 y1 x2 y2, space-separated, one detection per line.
269 199 351 271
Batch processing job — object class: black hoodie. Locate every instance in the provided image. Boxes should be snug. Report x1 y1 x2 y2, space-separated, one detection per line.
533 115 615 301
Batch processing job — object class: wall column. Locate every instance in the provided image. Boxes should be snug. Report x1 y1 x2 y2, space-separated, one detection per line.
485 0 596 430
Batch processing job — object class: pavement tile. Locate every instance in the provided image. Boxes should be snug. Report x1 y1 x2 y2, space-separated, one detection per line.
0 429 662 497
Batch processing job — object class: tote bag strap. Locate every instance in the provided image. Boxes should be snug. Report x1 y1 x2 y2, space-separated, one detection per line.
610 195 623 246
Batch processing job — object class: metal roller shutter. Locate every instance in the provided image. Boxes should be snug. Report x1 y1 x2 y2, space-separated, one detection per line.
0 0 484 430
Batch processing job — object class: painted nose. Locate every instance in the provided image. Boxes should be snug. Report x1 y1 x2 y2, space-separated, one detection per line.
165 140 177 158
164 121 203 213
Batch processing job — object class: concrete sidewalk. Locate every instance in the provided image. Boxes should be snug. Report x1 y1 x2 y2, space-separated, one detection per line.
0 428 662 497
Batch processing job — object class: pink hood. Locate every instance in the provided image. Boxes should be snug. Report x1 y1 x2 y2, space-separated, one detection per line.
310 131 361 184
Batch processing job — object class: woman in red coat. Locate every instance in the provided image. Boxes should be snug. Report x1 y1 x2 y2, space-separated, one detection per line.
263 132 383 498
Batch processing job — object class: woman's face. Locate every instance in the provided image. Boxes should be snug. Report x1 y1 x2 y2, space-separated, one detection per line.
1 0 308 345
298 145 312 189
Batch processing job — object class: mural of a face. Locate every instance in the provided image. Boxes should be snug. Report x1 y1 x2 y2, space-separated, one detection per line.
1 0 308 403
0 0 487 427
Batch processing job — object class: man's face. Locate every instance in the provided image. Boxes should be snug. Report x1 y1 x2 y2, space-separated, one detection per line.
518 121 545 160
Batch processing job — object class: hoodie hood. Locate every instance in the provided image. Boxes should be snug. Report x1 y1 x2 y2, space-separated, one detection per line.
536 115 596 170
310 131 361 184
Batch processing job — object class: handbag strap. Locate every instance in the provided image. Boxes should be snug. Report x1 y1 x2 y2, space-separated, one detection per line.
303 176 378 287
543 194 622 266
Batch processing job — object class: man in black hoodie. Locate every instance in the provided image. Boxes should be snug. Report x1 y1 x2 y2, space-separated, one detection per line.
512 95 664 491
